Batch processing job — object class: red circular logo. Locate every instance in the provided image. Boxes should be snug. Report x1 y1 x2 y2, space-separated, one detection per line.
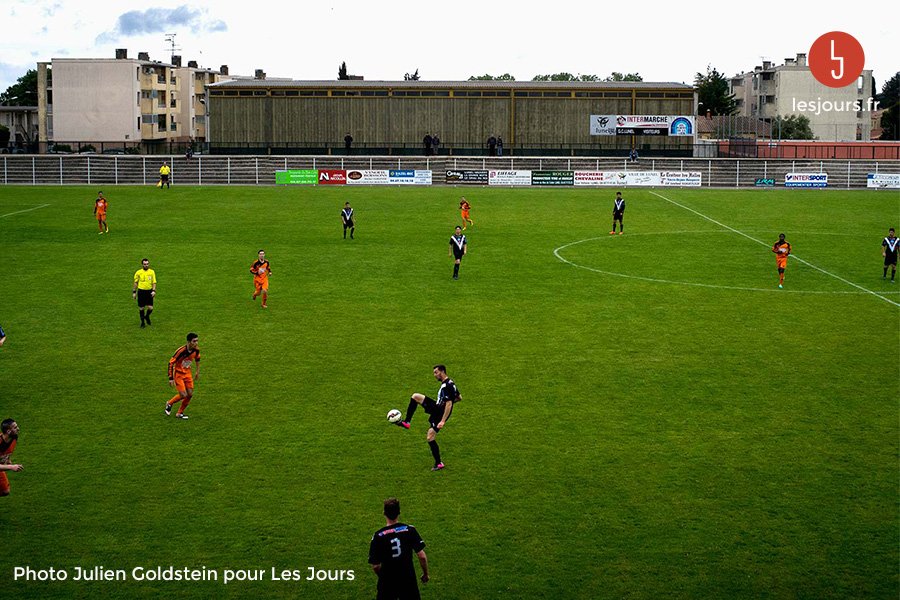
809 31 865 88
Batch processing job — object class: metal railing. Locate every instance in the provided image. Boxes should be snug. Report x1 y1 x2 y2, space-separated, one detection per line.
0 155 897 188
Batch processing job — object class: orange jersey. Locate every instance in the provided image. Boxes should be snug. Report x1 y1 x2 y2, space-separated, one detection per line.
0 437 15 461
94 198 108 216
459 200 470 212
250 260 271 283
773 241 791 267
168 345 200 379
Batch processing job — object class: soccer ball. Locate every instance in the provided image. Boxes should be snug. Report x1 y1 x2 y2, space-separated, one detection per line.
387 409 403 424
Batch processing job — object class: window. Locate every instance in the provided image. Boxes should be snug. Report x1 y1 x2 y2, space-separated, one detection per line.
761 72 773 81
142 114 155 124
254 90 267 96
170 115 177 131
238 90 254 96
156 114 165 128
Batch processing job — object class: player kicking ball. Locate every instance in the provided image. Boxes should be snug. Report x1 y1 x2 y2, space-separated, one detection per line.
396 365 462 471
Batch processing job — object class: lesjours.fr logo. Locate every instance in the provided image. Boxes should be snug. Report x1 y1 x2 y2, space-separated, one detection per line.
808 31 865 88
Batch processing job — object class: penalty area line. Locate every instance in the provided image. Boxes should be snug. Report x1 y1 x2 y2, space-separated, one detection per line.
0 203 51 219
649 191 900 309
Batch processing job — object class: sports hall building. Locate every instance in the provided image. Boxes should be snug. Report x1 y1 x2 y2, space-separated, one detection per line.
206 79 696 156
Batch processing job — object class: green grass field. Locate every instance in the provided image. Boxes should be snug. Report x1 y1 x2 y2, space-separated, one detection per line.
1 184 898 599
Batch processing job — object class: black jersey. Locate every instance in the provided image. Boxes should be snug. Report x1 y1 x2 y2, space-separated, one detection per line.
368 523 426 593
342 207 354 223
436 378 461 408
450 234 467 258
613 198 625 215
883 236 899 259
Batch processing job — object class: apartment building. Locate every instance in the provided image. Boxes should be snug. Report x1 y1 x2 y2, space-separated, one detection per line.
37 50 230 150
730 53 874 141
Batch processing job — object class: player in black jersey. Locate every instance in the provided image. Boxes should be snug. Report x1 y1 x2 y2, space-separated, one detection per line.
610 191 625 235
882 227 898 282
397 365 462 471
449 226 467 280
368 498 429 600
341 202 355 239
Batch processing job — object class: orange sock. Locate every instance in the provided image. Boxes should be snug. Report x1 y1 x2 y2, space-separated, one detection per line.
177 397 191 415
262 292 268 306
168 394 181 407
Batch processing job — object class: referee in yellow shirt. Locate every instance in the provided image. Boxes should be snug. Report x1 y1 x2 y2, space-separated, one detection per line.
132 258 157 328
159 162 171 189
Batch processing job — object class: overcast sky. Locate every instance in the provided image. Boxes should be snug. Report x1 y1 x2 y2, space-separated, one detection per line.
1 0 896 96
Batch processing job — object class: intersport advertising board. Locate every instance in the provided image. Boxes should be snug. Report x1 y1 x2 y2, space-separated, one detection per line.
785 173 828 188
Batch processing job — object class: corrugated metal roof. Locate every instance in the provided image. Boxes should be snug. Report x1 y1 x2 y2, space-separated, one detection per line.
208 79 693 90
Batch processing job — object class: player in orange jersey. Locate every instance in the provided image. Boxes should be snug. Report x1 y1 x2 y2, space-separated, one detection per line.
0 419 23 497
165 333 201 420
772 233 791 289
459 197 473 230
250 249 272 308
93 191 109 234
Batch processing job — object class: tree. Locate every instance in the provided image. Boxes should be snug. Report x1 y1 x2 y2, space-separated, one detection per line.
468 73 516 81
0 69 39 106
604 72 643 82
337 61 349 80
531 72 600 81
694 65 737 116
876 72 898 107
878 72 899 140
773 115 815 140
532 73 575 81
404 69 420 81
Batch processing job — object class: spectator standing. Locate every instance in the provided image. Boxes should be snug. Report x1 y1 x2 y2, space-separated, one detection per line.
487 135 497 156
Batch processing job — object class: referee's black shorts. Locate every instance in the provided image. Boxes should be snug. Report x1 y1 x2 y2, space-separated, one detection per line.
137 289 154 307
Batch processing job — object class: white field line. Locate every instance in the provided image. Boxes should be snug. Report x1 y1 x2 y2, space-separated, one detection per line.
0 203 50 219
649 191 900 308
553 233 899 295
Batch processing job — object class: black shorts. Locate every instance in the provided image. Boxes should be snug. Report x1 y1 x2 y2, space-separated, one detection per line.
377 580 420 600
137 289 154 307
613 212 624 220
343 220 354 228
161 174 169 182
422 397 450 431
452 251 464 260
885 254 898 266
